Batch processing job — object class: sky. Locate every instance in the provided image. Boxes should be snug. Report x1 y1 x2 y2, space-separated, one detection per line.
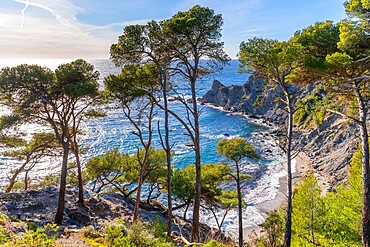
0 0 347 59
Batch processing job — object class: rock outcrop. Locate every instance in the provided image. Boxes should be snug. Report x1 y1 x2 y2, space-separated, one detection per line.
202 75 287 123
0 186 166 228
0 186 222 243
202 76 358 188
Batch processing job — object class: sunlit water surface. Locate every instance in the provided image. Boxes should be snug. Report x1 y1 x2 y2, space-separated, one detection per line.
0 59 286 234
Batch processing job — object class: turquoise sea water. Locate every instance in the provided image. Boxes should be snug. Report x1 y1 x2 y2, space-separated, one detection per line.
0 59 286 234
81 60 286 234
81 59 267 167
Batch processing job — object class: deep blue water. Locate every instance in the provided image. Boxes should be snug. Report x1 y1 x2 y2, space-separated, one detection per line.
0 59 285 231
81 59 268 168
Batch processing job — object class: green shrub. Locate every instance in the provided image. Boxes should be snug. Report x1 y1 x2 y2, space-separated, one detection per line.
31 174 59 189
203 239 233 247
0 226 11 244
8 215 20 222
14 224 59 247
0 214 7 226
104 223 129 247
294 86 328 127
84 220 174 247
253 150 363 246
254 210 285 247
4 181 26 192
147 215 168 240
83 226 101 239
26 222 37 232
129 223 156 247
253 94 264 106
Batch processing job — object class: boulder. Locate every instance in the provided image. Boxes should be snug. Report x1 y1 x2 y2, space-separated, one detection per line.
67 211 90 227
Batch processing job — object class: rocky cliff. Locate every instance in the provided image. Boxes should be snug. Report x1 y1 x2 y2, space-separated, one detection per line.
202 74 292 124
202 75 358 188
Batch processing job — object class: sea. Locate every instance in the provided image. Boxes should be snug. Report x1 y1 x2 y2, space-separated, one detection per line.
0 58 287 235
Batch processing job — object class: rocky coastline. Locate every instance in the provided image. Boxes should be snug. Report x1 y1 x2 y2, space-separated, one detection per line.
201 75 358 190
0 75 359 245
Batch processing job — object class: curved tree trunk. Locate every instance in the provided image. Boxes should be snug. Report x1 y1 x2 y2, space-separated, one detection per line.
133 164 145 222
24 169 30 191
133 145 151 223
236 162 243 247
54 141 69 224
191 77 202 242
73 141 84 206
5 159 28 193
161 69 173 238
354 82 370 247
184 202 190 220
132 100 154 223
284 96 294 247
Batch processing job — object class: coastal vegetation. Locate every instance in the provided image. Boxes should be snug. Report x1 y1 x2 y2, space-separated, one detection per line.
254 150 362 246
217 138 259 246
238 37 305 247
237 0 370 246
109 5 230 240
0 59 102 224
0 1 369 247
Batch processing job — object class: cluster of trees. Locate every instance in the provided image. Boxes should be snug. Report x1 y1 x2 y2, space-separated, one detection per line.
0 5 257 246
237 0 370 246
108 5 229 241
0 0 369 246
0 60 103 224
256 150 362 246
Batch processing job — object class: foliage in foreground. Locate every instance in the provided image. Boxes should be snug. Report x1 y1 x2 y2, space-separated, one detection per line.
83 217 234 247
254 150 362 246
83 217 174 247
0 218 59 247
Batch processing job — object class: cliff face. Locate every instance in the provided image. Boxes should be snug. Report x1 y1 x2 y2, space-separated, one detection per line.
202 75 289 124
202 76 357 188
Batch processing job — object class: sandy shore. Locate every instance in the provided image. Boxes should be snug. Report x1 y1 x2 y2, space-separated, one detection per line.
243 151 313 240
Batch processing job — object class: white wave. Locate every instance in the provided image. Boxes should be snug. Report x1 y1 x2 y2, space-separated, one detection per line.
204 103 225 111
201 133 240 140
172 134 288 234
173 149 190 155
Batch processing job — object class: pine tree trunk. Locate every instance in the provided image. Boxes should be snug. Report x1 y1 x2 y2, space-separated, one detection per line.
6 160 28 193
354 83 370 247
236 162 243 247
73 142 84 206
284 97 294 247
184 202 190 220
24 170 29 191
133 164 145 223
191 78 202 242
54 142 69 224
162 73 173 238
360 118 370 247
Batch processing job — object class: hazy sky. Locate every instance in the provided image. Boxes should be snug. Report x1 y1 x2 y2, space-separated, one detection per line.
0 0 346 59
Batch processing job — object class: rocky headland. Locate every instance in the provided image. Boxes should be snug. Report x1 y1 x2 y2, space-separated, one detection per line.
202 74 358 189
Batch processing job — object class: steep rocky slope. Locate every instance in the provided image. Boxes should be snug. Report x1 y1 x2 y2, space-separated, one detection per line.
202 75 358 189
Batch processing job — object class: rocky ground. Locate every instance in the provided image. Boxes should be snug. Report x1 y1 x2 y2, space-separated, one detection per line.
0 186 222 246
